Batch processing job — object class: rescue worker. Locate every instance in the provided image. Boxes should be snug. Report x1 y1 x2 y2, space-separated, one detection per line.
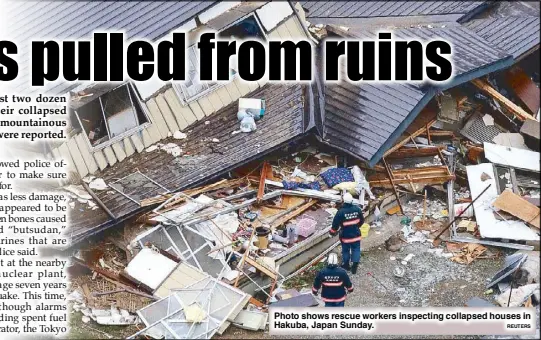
329 192 363 274
312 253 353 307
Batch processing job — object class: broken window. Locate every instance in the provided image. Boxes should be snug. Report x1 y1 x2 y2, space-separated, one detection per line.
175 14 266 103
74 83 151 149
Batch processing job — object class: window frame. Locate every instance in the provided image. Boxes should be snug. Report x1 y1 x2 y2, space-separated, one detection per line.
173 12 267 105
74 82 153 152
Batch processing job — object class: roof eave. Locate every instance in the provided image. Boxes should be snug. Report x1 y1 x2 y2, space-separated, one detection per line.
457 1 495 23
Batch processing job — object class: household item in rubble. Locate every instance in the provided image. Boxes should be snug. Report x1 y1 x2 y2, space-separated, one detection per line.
255 226 271 249
273 224 298 245
240 116 257 133
320 168 355 188
360 223 370 238
239 98 266 120
243 211 258 221
454 203 474 218
296 217 317 238
237 109 249 121
400 216 412 225
282 180 321 191
287 224 298 245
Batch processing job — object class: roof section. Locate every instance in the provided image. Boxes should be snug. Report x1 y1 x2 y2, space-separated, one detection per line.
302 1 486 20
68 83 307 245
321 25 513 167
463 16 540 60
3 0 217 95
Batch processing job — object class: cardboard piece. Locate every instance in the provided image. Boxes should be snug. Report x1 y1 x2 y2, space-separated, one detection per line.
492 190 540 229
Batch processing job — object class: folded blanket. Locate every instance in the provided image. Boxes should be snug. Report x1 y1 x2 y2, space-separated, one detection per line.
320 168 354 188
282 180 321 191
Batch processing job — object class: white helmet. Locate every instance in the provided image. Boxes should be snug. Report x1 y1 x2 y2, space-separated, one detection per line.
326 253 339 267
343 192 354 204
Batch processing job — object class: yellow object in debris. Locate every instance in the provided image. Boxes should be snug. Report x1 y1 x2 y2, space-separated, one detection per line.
333 182 357 195
441 209 449 216
360 223 370 237
184 303 207 323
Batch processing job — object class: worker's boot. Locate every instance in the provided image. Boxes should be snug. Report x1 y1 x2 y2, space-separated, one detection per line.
341 262 350 271
351 262 359 274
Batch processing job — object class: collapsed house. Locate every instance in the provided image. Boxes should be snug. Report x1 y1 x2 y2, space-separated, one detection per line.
5 0 540 338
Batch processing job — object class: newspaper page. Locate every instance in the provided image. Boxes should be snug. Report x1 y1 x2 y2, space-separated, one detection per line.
0 1 539 339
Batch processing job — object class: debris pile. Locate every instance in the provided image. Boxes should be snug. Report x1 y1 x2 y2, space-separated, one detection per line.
63 22 540 339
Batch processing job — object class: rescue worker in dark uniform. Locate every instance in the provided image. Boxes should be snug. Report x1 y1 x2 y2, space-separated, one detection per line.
329 192 363 274
312 253 353 307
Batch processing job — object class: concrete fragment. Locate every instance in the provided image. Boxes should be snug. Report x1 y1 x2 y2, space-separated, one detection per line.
496 284 539 307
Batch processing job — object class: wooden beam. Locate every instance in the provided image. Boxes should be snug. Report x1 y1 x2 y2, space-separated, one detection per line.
385 146 443 160
370 174 455 187
505 66 540 115
384 119 437 157
257 161 270 202
382 157 404 215
471 78 536 121
269 200 317 230
420 130 455 138
81 182 116 220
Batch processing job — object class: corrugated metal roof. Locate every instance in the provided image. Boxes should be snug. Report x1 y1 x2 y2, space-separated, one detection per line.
321 25 513 166
302 1 486 19
463 16 540 59
69 83 307 245
3 0 217 95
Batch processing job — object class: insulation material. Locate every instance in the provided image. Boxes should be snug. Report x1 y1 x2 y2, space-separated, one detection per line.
124 248 177 290
465 163 538 241
484 142 540 172
256 1 294 31
492 190 540 229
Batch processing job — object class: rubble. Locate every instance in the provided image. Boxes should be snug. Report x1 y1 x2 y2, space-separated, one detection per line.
62 5 541 338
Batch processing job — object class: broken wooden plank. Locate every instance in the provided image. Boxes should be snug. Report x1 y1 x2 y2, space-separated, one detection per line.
257 161 270 202
82 182 116 220
420 130 455 138
382 157 404 215
141 178 247 207
471 78 536 121
244 256 278 280
505 66 540 115
384 119 437 157
234 226 257 288
369 175 455 187
269 199 317 230
386 146 443 160
492 190 540 229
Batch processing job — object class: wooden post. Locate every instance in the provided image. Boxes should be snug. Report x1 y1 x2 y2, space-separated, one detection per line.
422 189 427 226
257 161 269 203
234 226 257 288
426 123 432 145
382 157 404 215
